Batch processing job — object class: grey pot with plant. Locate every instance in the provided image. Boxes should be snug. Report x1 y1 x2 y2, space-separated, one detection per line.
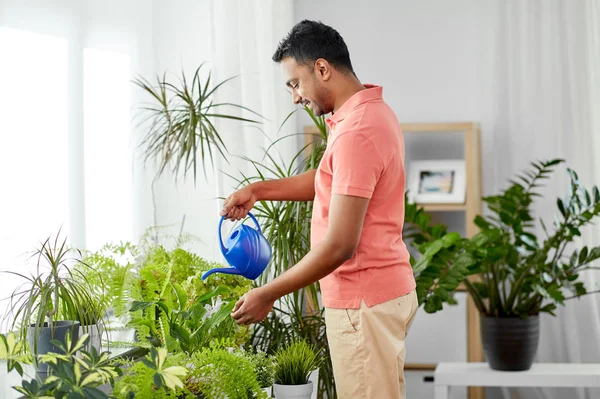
407 159 600 371
273 339 323 399
3 233 100 372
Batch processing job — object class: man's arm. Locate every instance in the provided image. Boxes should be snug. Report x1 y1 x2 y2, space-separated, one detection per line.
221 169 316 220
231 193 369 324
252 169 316 202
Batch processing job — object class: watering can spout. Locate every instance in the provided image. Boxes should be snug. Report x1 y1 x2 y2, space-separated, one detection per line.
201 267 242 281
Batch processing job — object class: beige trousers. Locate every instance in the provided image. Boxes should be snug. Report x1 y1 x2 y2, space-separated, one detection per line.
324 290 419 399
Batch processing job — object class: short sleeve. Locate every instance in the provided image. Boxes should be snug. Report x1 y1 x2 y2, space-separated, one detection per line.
331 132 384 198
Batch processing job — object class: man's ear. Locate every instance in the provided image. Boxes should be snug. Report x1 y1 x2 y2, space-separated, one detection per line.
314 58 332 81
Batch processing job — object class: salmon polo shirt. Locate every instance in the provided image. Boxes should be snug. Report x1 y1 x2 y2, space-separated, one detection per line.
311 84 416 309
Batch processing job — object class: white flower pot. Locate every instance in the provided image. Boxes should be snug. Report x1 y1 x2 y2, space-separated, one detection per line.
263 386 273 397
308 369 319 399
273 381 313 399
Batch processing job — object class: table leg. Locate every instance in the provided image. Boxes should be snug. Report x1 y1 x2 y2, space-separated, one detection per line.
434 385 449 399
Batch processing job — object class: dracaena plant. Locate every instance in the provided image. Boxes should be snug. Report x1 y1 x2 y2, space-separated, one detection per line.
409 159 600 317
133 63 262 183
232 106 336 397
3 232 103 353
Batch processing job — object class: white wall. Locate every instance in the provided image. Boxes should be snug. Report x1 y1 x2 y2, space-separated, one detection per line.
294 0 479 124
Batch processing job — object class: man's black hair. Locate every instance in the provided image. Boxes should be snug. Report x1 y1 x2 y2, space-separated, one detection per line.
272 20 355 74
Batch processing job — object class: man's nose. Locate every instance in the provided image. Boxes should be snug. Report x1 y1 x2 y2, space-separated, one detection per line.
292 90 302 105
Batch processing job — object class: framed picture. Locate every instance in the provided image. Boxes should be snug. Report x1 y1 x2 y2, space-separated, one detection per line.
407 160 466 204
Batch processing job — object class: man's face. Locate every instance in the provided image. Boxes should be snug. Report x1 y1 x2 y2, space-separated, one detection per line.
281 57 332 116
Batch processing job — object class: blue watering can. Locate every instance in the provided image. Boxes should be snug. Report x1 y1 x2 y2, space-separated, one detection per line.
201 212 272 281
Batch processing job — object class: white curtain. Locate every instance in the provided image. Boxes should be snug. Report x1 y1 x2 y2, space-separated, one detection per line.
0 0 297 328
150 0 297 261
477 1 600 398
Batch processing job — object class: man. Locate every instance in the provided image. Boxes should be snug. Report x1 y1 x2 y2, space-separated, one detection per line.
221 20 418 398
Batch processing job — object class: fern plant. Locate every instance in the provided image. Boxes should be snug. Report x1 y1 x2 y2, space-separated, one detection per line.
410 159 600 317
185 342 267 399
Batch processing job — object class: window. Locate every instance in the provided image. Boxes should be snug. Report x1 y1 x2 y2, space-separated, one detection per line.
0 27 68 327
83 48 132 251
0 28 134 330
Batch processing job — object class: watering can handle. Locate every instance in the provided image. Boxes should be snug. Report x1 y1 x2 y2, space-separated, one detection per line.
218 212 261 254
218 215 227 255
247 212 262 233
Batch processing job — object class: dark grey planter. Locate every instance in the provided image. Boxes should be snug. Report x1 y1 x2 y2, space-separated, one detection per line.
27 320 80 373
480 315 539 371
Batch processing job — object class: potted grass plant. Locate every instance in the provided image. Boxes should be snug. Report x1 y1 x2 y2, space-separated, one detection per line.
408 159 600 370
3 232 99 372
273 340 323 399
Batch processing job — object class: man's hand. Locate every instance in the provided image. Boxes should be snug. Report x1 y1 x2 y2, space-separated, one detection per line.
230 287 275 325
220 186 257 220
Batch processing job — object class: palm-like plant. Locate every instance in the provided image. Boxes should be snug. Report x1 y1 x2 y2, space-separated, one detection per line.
4 232 100 354
230 106 335 397
133 63 262 183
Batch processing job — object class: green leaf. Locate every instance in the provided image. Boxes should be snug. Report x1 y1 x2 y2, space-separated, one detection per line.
579 247 589 264
474 216 490 230
574 282 586 296
141 358 156 370
153 373 163 389
412 256 431 274
129 301 154 312
471 282 489 299
423 240 443 258
539 303 557 316
434 287 450 300
557 199 567 217
587 247 600 262
423 296 442 313
519 234 538 250
585 190 592 206
441 232 461 248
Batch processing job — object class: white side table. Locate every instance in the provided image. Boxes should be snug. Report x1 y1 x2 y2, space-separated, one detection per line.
434 362 600 399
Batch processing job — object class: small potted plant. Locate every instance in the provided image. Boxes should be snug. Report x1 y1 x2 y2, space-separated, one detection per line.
4 232 98 372
247 349 276 397
273 340 323 399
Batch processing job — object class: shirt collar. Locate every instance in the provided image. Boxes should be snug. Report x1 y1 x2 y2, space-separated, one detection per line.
326 84 383 128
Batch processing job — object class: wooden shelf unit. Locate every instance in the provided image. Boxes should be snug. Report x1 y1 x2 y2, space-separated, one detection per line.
402 122 484 399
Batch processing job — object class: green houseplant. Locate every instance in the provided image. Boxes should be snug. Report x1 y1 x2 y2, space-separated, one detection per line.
409 159 600 370
273 339 323 399
10 332 123 399
3 233 102 372
246 349 277 397
133 63 261 183
238 107 336 398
